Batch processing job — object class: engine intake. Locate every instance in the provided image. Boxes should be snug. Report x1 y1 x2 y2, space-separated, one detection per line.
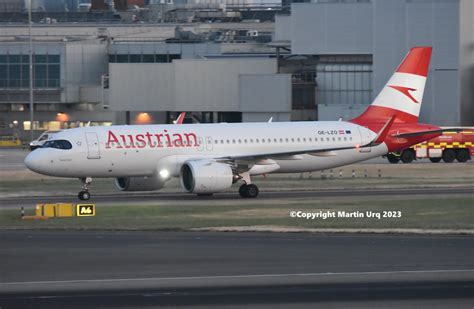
181 160 234 194
115 175 165 191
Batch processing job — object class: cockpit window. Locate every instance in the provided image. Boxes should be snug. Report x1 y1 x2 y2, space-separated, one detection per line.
42 140 72 150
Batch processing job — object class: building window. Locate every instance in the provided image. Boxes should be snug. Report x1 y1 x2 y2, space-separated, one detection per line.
108 54 182 63
0 54 60 89
129 54 142 63
316 56 372 106
142 54 155 63
116 54 129 63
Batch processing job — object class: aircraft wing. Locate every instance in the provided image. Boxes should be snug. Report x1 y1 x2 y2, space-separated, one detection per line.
217 117 395 162
217 143 368 162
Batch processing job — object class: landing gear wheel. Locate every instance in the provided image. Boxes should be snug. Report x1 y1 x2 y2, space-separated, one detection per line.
246 184 259 198
386 153 400 164
456 149 469 163
239 184 248 198
401 149 415 163
239 184 259 198
78 191 90 201
442 149 455 163
78 177 93 200
429 157 442 163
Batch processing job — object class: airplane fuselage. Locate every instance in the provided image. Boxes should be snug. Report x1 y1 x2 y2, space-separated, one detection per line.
25 121 385 179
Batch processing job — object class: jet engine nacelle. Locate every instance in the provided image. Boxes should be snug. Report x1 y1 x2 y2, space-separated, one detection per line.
115 175 166 191
180 160 234 194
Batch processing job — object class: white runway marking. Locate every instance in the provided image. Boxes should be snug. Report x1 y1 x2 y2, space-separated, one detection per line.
3 269 473 286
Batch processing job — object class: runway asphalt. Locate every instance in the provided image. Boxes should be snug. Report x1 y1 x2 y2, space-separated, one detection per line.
1 187 473 208
1 231 473 308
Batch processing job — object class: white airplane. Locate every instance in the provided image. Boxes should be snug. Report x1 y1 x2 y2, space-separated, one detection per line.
25 47 448 200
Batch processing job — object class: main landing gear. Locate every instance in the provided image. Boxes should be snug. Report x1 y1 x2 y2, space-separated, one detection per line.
78 177 92 200
238 171 259 198
239 184 259 198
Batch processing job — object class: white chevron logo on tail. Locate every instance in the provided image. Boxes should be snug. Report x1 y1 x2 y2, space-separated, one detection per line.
372 72 427 117
387 85 419 104
350 47 432 124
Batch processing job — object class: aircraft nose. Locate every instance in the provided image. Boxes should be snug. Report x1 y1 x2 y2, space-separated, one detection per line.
24 150 46 174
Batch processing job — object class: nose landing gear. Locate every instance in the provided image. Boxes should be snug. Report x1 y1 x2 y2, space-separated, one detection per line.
78 177 92 200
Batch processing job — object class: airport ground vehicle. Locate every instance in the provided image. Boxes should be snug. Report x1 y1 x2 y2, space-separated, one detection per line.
386 130 474 163
0 135 22 147
29 130 62 150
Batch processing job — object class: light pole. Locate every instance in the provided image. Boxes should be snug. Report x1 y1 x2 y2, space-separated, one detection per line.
28 0 34 142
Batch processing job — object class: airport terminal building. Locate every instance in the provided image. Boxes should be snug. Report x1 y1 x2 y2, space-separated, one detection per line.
0 0 472 140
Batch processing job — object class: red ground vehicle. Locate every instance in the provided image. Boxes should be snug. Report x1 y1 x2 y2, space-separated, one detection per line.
386 130 474 163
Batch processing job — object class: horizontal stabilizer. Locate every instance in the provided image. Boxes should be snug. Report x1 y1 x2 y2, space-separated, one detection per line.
391 128 466 138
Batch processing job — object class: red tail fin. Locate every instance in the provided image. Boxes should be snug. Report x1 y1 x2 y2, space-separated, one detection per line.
351 47 432 126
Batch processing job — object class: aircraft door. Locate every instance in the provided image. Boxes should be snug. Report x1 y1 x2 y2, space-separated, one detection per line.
197 137 204 152
85 132 101 159
205 136 213 151
357 126 372 153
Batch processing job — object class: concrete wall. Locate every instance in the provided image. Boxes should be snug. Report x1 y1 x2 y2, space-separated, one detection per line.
63 43 108 103
239 74 291 112
173 59 277 111
109 58 290 113
274 14 291 41
291 2 372 55
109 63 174 111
